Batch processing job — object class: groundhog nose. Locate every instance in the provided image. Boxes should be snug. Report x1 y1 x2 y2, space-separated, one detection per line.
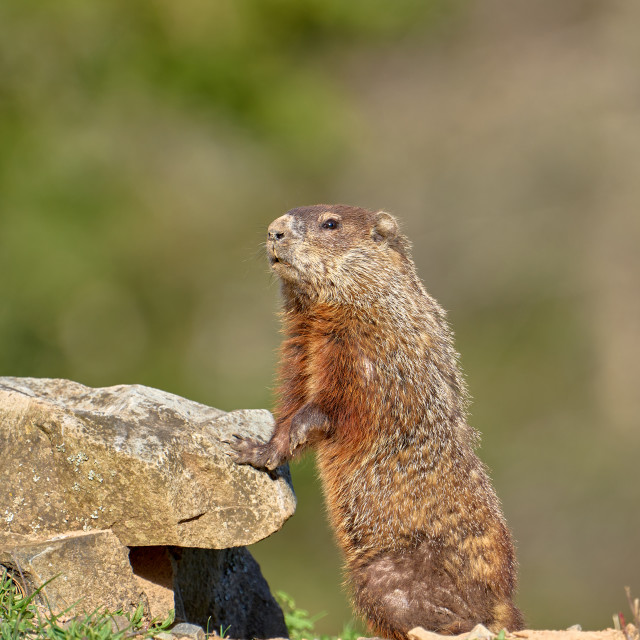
267 215 289 241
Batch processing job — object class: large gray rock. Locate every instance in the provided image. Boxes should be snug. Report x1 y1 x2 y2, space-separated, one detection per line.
0 377 295 548
0 377 294 638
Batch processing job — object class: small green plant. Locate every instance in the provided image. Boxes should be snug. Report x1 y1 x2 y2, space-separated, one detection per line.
275 591 363 640
1 568 42 638
275 591 326 640
0 567 175 640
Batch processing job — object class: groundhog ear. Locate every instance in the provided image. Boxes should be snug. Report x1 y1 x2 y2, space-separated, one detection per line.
371 211 398 243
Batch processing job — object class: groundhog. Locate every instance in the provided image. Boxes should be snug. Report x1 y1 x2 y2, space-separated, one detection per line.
229 204 524 638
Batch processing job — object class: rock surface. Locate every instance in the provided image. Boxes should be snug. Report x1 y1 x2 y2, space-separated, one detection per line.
166 623 207 640
408 626 494 640
0 377 294 638
511 631 633 640
170 547 288 638
0 377 295 548
409 625 496 640
404 627 635 640
0 529 147 614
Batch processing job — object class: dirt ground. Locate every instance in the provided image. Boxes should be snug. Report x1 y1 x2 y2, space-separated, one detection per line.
511 628 637 640
405 625 638 640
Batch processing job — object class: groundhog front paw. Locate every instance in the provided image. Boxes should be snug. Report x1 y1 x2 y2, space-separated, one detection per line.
225 435 284 471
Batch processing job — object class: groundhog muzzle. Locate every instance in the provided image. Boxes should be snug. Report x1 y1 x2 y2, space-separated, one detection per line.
230 204 524 638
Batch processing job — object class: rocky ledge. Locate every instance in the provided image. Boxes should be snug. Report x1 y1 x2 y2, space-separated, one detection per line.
0 377 295 639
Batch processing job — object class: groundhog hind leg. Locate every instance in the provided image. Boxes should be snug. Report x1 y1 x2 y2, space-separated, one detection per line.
351 547 483 639
490 600 525 634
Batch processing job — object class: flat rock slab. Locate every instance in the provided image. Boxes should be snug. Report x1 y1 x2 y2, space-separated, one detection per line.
512 631 633 640
0 377 295 548
403 628 635 640
409 625 496 640
0 530 148 615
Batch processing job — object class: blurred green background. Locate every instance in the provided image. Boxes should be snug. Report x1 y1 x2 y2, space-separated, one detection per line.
1 0 638 634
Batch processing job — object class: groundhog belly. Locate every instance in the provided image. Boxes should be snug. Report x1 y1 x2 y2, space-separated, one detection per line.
314 440 424 562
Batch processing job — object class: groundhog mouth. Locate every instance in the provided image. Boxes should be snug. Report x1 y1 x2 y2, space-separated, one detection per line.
268 248 292 269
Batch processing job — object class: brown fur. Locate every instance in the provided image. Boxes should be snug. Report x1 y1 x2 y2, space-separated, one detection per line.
230 204 524 637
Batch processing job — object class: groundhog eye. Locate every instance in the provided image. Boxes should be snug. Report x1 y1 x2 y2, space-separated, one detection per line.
321 218 340 230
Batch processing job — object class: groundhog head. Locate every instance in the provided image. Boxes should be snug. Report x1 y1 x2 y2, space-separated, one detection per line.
267 204 414 303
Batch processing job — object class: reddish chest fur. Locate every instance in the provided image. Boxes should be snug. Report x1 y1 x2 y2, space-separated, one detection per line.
276 303 415 561
276 304 374 446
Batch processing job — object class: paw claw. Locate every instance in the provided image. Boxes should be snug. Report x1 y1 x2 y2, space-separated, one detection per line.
225 435 274 469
